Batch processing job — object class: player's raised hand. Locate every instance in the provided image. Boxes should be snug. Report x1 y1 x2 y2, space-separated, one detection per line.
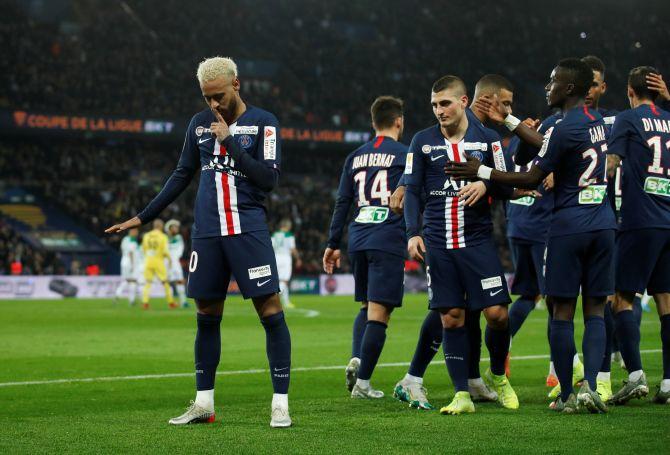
522 118 541 130
390 185 405 214
322 247 341 274
210 109 231 143
105 216 141 234
408 236 426 262
473 94 508 124
445 155 481 180
458 181 487 206
647 73 670 101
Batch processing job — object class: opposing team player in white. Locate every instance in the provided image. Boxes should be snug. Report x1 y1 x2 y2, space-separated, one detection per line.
166 219 189 308
114 227 140 305
271 219 301 309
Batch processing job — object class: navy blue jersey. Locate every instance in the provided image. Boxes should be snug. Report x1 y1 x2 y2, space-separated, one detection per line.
405 115 507 250
607 103 670 231
536 105 616 236
139 105 280 238
504 114 562 242
327 136 407 257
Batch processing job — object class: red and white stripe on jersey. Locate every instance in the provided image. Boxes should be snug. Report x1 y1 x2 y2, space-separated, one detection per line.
444 141 466 249
213 141 242 236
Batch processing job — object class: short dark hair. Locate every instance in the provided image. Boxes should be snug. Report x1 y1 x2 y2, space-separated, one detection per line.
628 66 660 101
370 96 403 129
581 55 606 78
557 58 594 98
475 74 514 95
432 75 467 97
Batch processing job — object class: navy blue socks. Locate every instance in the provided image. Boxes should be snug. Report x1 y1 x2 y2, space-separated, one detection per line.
358 320 388 381
443 326 470 392
582 316 606 390
614 310 642 374
195 313 222 390
509 296 535 338
351 307 368 359
408 310 443 377
550 319 575 401
261 312 291 394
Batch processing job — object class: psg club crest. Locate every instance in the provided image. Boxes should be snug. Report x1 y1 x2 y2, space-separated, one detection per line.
468 151 484 161
238 134 253 148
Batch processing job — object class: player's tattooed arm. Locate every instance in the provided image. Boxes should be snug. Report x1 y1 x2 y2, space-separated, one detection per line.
473 95 544 150
445 155 546 189
606 154 622 179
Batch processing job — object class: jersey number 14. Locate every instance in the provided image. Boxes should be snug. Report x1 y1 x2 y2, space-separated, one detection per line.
353 170 391 207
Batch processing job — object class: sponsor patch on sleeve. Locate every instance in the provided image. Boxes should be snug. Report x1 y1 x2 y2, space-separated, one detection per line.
404 153 413 174
491 141 506 171
538 126 555 158
481 276 503 290
248 265 272 280
263 126 277 160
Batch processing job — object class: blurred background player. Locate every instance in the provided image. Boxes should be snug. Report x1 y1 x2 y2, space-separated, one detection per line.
272 219 301 309
324 96 407 399
106 56 292 428
165 219 189 308
606 66 670 406
141 219 176 310
114 227 140 306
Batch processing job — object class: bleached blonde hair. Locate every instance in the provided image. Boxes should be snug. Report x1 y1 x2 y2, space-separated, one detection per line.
196 57 238 85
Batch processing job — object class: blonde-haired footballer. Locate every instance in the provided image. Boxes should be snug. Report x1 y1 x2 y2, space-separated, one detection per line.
141 219 176 309
106 56 292 428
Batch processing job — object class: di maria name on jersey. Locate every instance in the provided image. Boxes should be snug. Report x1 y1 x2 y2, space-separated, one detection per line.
138 105 280 238
535 105 616 236
327 136 407 257
607 103 670 230
404 111 510 250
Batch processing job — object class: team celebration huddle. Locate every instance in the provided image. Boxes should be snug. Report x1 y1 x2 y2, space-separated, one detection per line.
106 54 670 426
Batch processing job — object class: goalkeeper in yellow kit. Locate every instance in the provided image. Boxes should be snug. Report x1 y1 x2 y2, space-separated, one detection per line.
141 219 176 309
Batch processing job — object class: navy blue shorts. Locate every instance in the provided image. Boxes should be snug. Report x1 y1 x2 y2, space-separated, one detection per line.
616 228 670 294
426 240 510 311
545 229 615 298
509 239 546 296
349 249 404 307
187 231 279 300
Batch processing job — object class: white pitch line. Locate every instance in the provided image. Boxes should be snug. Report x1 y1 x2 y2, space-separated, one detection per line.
0 349 661 388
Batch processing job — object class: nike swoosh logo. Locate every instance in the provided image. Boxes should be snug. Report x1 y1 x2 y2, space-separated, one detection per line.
198 137 212 144
273 367 289 372
257 279 271 287
431 155 445 161
490 289 503 297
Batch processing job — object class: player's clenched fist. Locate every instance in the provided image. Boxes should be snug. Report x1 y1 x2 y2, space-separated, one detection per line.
408 236 426 262
210 109 231 143
390 185 405 215
322 247 341 274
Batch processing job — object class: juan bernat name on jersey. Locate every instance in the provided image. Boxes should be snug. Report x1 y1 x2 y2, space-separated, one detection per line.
351 153 397 170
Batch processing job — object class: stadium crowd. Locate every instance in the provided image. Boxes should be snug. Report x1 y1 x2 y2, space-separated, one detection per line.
1 0 666 275
2 0 668 131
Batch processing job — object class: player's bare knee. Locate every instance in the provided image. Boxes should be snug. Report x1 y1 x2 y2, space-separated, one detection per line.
253 293 282 318
196 299 225 316
551 297 576 321
484 305 508 329
440 308 464 329
654 293 670 316
367 302 392 324
612 291 635 313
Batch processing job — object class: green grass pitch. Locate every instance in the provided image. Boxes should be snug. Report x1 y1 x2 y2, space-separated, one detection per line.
1 294 668 454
